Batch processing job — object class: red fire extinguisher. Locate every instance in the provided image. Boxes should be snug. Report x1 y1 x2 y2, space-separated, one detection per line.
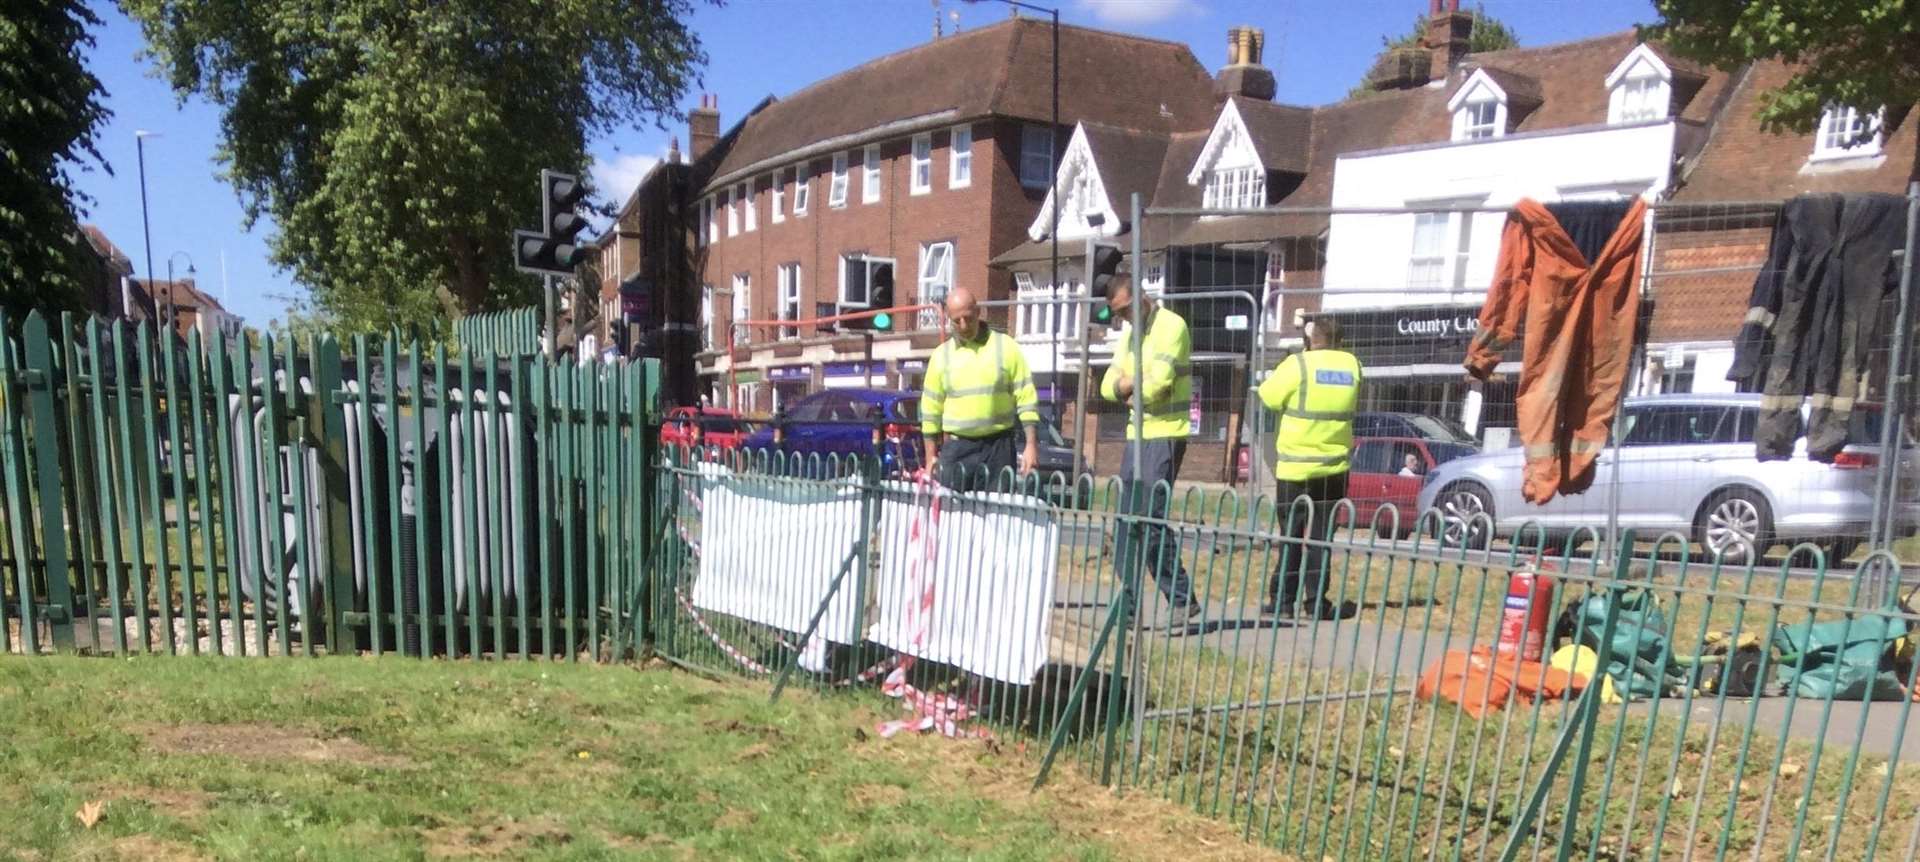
1497 564 1556 663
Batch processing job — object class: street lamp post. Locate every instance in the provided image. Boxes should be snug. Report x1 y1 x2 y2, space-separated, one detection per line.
135 130 160 323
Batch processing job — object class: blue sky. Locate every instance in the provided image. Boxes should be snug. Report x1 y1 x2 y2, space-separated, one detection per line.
73 0 1656 328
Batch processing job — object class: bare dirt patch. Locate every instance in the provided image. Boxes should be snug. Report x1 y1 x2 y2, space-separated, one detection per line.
92 784 215 820
135 723 410 768
862 727 1288 862
106 835 207 862
849 783 909 807
712 807 758 830
421 817 571 858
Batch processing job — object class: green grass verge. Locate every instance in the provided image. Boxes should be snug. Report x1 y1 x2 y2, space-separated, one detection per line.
0 656 1281 862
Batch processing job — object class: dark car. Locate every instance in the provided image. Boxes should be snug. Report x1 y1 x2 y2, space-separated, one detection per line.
742 388 924 477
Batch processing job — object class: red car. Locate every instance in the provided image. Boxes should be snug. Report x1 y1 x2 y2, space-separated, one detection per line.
661 406 757 457
1237 435 1478 537
1342 436 1478 537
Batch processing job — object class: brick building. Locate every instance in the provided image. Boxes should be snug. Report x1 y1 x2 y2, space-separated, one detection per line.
688 18 1215 413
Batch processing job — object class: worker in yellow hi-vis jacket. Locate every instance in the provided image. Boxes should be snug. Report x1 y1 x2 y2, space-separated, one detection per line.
1258 317 1362 622
920 287 1040 491
1101 274 1201 624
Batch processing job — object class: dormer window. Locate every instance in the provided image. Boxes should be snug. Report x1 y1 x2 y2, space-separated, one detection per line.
1447 69 1513 142
1456 99 1500 140
1203 167 1265 209
1605 45 1674 125
1813 106 1885 161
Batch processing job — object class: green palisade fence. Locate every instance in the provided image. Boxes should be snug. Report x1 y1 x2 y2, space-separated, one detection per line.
0 311 658 660
454 307 541 358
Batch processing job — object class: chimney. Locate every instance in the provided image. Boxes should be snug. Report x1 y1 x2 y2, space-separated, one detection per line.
1424 0 1474 80
688 94 720 161
1213 25 1277 102
667 136 682 165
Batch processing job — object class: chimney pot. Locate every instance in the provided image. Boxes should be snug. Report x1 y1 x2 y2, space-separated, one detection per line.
1214 25 1275 101
1424 2 1474 80
689 94 721 161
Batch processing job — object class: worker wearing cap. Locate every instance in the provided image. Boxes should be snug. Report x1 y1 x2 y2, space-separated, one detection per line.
920 287 1040 491
1100 274 1201 624
1258 317 1361 621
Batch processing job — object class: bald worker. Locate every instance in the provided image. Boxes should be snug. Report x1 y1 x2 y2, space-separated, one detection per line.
919 288 1041 491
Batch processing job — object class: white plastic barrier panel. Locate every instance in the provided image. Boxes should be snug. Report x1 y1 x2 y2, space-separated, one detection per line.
691 464 866 644
869 484 1059 685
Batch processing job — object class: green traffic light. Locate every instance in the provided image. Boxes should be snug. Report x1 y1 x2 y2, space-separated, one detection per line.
872 312 892 330
1093 305 1112 324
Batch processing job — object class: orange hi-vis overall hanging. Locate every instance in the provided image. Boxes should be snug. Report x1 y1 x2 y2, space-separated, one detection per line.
1465 197 1648 505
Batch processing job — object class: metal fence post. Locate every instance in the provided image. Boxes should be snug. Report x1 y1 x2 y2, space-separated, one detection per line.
1870 181 1919 550
311 335 358 653
22 313 74 650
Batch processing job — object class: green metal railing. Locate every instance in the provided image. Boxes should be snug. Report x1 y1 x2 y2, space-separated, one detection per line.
454 307 541 358
0 310 658 660
647 448 1920 860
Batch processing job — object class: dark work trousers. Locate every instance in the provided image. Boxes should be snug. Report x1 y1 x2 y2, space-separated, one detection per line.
1270 472 1349 608
937 426 1020 492
1115 439 1196 610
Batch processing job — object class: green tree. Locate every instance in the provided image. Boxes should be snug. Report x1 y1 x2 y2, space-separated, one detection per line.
1350 6 1520 98
121 0 707 336
0 0 112 319
1645 0 1920 133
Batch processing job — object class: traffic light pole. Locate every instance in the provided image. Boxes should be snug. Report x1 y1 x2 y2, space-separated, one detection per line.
1071 235 1095 482
543 274 555 358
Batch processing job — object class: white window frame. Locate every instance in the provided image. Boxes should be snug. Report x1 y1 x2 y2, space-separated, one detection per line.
743 179 757 232
1020 125 1054 189
1813 105 1886 160
828 152 849 207
1454 98 1502 141
793 162 810 215
777 263 802 339
838 253 895 310
1013 272 1038 337
1610 74 1668 124
1406 205 1477 291
910 134 933 195
771 170 786 223
1014 272 1081 339
918 241 955 308
949 125 973 188
730 274 751 345
862 144 882 204
700 284 714 351
725 186 739 237
1202 166 1266 210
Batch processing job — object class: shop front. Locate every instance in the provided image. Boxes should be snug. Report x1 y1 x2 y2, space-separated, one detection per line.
768 364 812 412
1316 302 1520 443
822 361 889 390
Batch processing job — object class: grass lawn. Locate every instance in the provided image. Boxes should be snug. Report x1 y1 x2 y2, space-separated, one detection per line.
0 656 1283 861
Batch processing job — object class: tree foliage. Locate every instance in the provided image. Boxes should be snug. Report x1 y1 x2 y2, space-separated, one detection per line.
1349 6 1519 98
0 0 111 319
1646 1 1919 134
121 0 707 336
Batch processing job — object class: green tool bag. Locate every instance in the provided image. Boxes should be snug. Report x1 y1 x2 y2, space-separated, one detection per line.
1771 612 1912 702
1559 588 1687 701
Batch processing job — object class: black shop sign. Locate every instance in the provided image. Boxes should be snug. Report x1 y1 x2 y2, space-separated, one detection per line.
1320 303 1504 369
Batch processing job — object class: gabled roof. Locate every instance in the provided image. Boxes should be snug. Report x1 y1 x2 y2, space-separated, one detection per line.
1230 98 1313 174
1081 123 1173 219
79 224 133 271
1673 61 1918 201
707 18 1215 190
1456 31 1730 133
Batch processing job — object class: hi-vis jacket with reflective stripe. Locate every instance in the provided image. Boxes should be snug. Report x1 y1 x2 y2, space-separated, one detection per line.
1100 306 1193 439
1258 349 1362 481
920 328 1041 439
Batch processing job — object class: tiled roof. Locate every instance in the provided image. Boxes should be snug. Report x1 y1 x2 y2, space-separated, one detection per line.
1673 61 1918 201
707 18 1216 188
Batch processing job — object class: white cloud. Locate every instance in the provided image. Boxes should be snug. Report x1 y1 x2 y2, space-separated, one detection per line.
1075 0 1199 25
583 151 662 233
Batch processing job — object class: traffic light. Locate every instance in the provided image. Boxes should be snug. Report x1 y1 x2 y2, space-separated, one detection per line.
1086 244 1123 326
843 261 895 331
513 169 590 276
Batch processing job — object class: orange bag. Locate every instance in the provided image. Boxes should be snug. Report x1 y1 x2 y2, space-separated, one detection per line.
1416 647 1587 719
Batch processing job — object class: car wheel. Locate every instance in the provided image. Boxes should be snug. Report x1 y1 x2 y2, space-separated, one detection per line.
1696 489 1773 567
1435 482 1494 549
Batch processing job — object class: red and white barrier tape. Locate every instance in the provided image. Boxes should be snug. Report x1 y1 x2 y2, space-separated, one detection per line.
875 474 989 740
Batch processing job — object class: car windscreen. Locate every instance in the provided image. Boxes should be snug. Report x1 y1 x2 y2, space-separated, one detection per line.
1427 443 1478 465
1405 414 1473 443
699 417 745 434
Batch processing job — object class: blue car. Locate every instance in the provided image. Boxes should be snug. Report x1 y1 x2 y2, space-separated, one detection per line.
742 388 925 477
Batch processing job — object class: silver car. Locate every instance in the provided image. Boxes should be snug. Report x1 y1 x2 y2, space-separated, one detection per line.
1415 394 1920 565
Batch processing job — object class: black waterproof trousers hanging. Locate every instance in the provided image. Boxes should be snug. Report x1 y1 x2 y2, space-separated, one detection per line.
1727 193 1906 461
